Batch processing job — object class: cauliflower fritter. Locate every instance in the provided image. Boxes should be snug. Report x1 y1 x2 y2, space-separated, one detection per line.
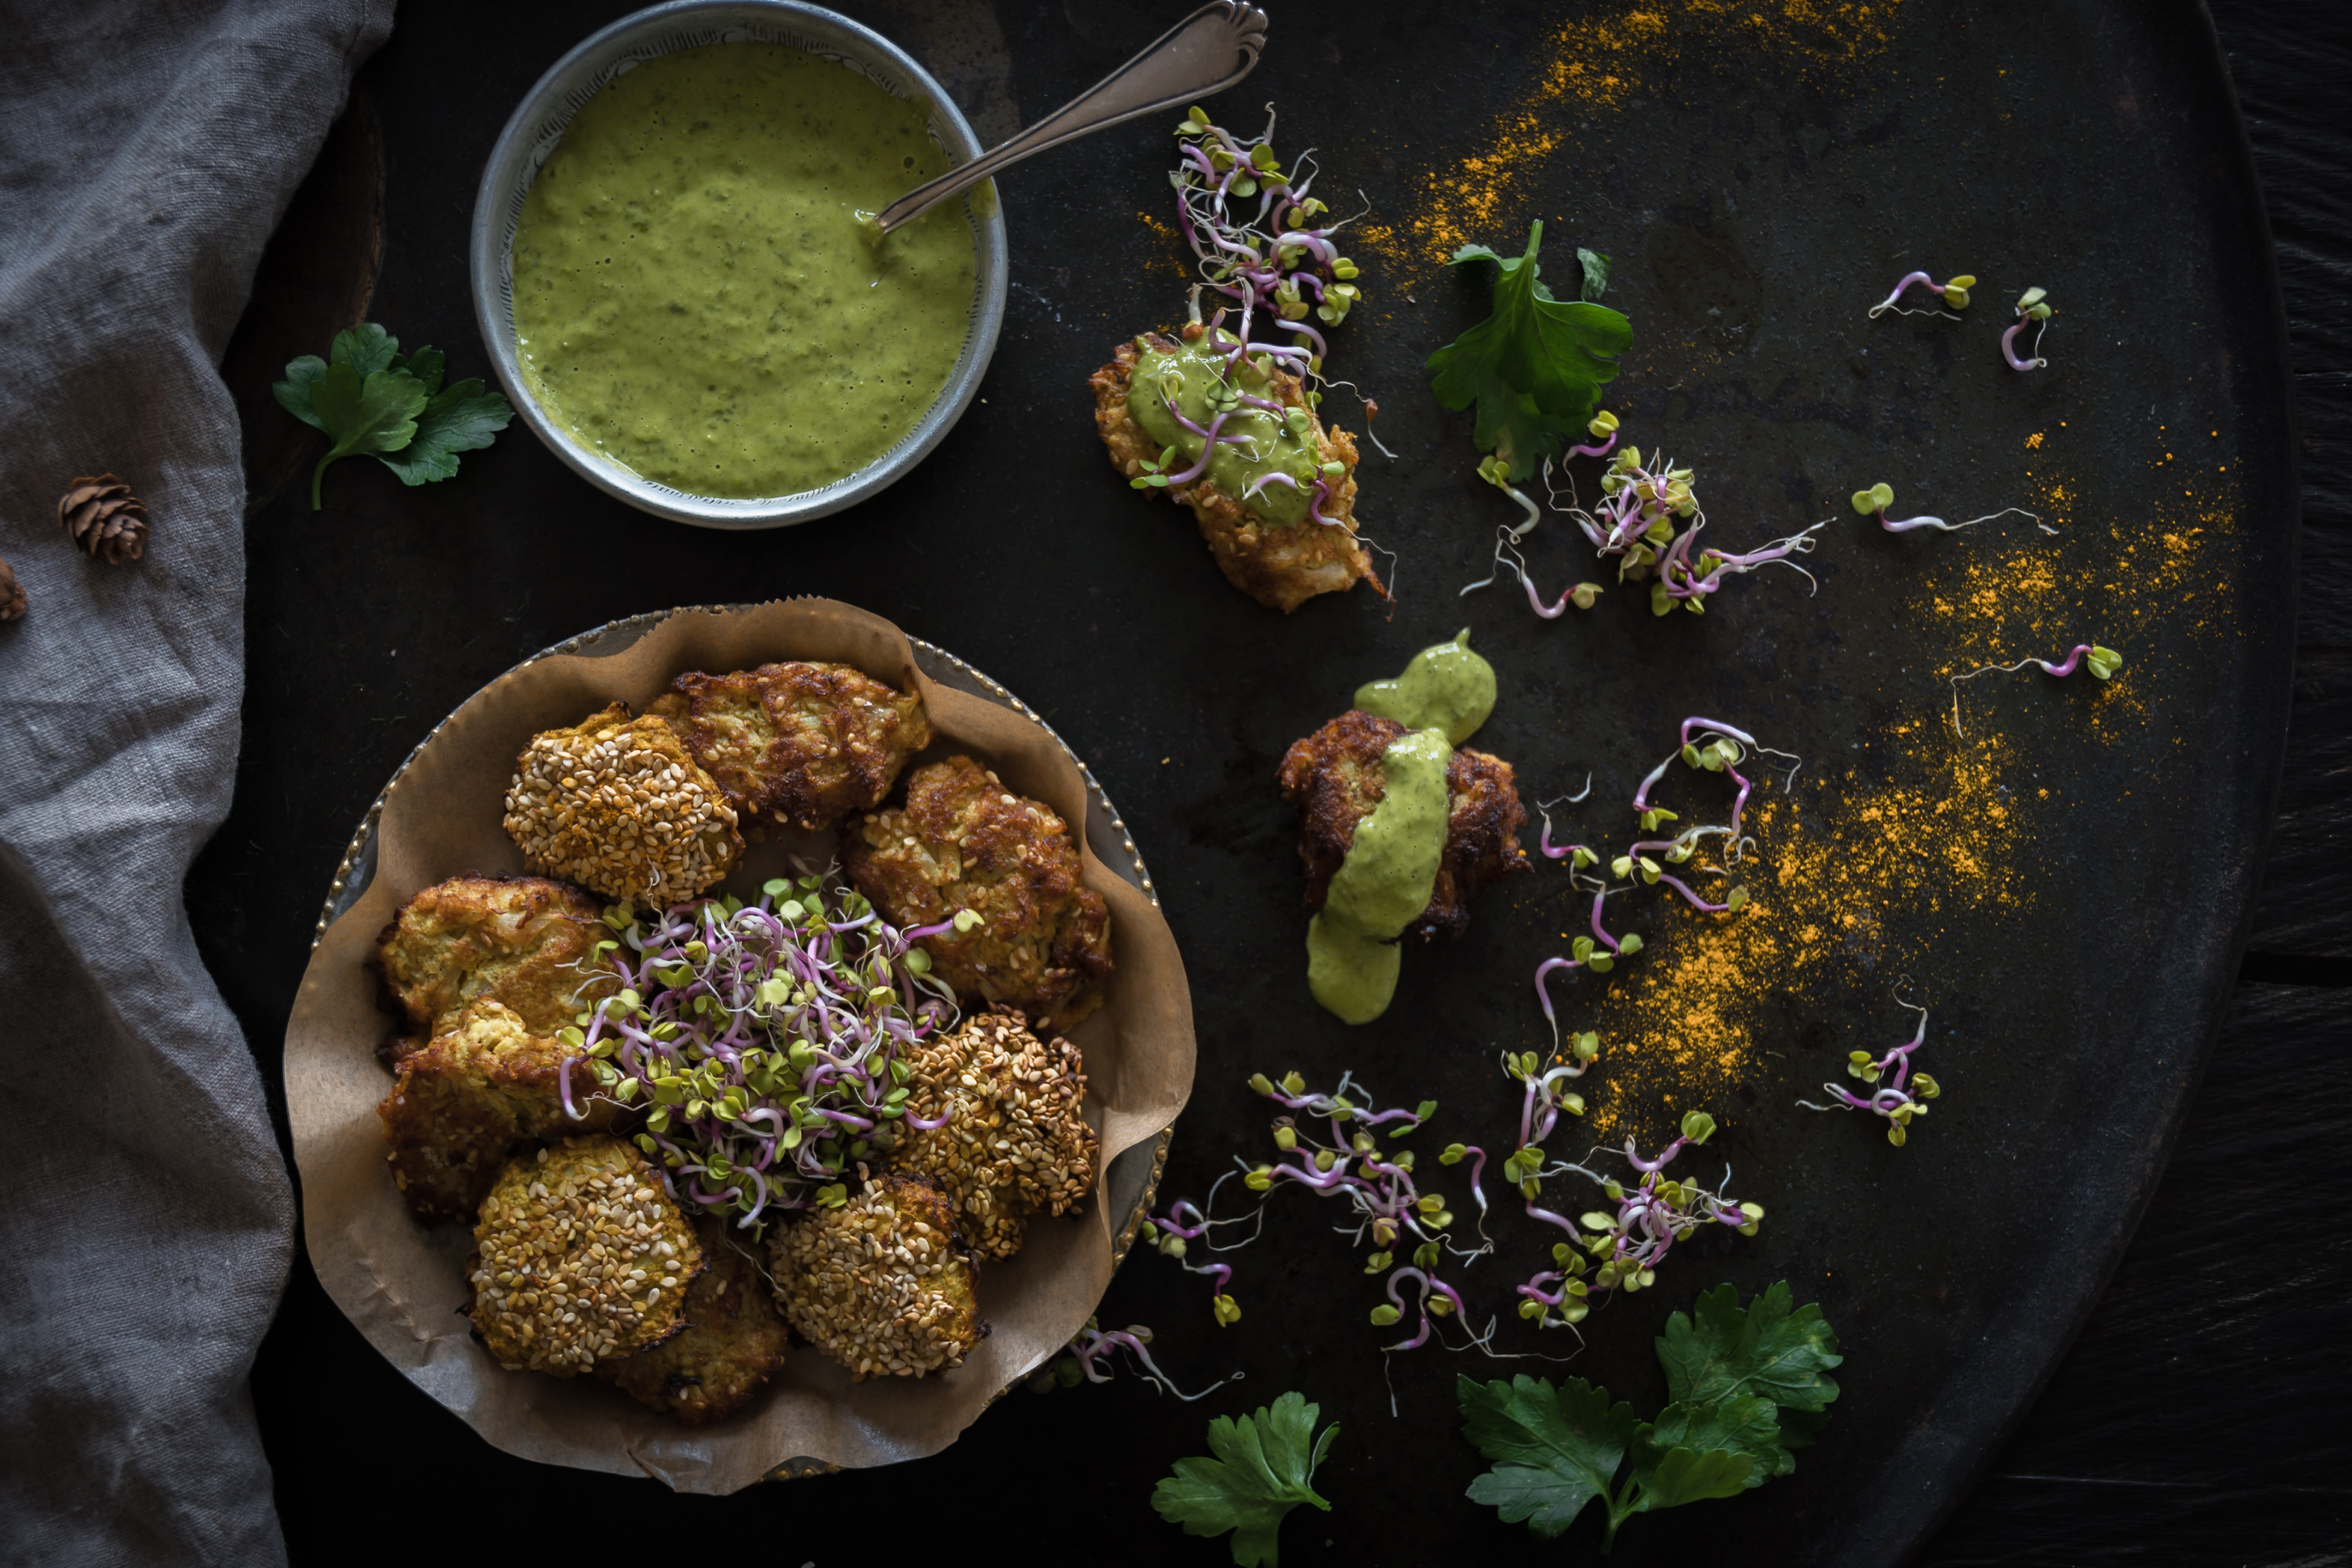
375 874 617 1046
1277 710 1532 941
892 1009 1099 1259
469 1136 703 1376
1091 331 1386 613
502 701 743 904
768 1174 983 1380
595 1213 789 1423
843 755 1113 1031
376 999 630 1223
645 660 931 833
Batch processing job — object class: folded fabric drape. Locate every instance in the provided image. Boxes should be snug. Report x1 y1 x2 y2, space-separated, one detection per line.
0 1 394 1562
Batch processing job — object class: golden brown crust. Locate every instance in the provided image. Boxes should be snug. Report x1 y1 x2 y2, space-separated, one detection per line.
502 702 743 904
467 1136 703 1376
1090 333 1386 614
1277 711 1532 941
376 1000 631 1223
768 1174 984 1380
645 661 930 834
842 755 1112 1031
375 874 617 1042
891 1009 1099 1259
595 1213 789 1423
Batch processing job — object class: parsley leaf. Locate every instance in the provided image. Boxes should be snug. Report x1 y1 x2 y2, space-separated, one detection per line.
1461 1284 1841 1553
273 323 512 509
1656 1280 1844 1420
1426 219 1632 482
1152 1392 1336 1567
1458 1374 1634 1537
1576 246 1611 302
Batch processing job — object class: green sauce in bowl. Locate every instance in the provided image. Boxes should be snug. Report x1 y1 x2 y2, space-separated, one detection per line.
509 43 977 500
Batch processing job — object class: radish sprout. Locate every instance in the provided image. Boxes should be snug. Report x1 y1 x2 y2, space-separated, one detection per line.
1868 269 1976 319
1850 480 2053 536
1798 999 1942 1146
1948 643 2122 733
2003 287 2054 371
1028 1317 1239 1401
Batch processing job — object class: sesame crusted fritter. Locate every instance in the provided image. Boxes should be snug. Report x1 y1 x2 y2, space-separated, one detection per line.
891 1009 1099 1259
1277 710 1531 942
645 661 930 833
842 755 1112 1032
768 1174 983 1380
595 1213 789 1423
375 874 617 1043
469 1136 703 1377
502 701 743 904
1090 332 1385 614
376 1000 632 1223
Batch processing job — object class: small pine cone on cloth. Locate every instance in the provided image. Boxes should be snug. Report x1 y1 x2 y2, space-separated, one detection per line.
59 475 149 563
0 559 23 621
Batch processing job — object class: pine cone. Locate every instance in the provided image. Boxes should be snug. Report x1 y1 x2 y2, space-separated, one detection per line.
59 474 148 564
0 558 23 622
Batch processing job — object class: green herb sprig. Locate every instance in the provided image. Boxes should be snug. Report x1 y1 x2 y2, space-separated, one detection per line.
274 323 513 509
1427 220 1632 482
1460 1282 1840 1553
1152 1391 1338 1567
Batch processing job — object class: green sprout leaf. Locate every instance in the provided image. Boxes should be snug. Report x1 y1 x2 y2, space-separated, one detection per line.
1151 1391 1337 1567
1428 220 1633 481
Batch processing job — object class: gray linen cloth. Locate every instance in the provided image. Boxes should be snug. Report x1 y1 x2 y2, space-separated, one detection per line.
0 1 392 1562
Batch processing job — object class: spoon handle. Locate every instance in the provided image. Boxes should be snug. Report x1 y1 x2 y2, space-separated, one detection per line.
873 2 1269 235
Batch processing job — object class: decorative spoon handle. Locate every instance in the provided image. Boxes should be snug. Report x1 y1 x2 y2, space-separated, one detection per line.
872 1 1269 235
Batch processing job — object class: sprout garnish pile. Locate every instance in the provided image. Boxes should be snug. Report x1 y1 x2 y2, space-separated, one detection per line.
563 873 978 1231
1507 1099 1763 1329
1467 429 1827 618
1172 104 1362 367
1532 719 1791 1012
1800 1000 1944 1146
1143 1072 1495 1356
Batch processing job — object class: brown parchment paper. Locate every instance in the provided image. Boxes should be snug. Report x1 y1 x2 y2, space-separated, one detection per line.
284 600 1195 1490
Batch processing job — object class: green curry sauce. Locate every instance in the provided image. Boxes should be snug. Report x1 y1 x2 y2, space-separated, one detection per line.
1127 335 1322 525
510 44 976 499
1307 634 1501 1024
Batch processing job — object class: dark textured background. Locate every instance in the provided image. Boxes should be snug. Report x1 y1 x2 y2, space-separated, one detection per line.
195 2 2349 1562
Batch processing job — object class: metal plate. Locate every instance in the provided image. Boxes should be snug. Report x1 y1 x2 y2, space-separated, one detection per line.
304 608 1173 1472
213 0 2295 1560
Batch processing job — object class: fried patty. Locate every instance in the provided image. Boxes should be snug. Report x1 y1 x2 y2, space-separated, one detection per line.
646 661 930 834
1091 332 1385 613
376 999 631 1223
892 1009 1098 1259
769 1174 983 1380
595 1213 789 1423
502 702 743 905
843 755 1112 1031
469 1135 703 1376
1277 710 1531 941
376 874 618 1049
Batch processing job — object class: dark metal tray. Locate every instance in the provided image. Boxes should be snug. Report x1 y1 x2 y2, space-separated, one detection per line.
204 1 2293 1561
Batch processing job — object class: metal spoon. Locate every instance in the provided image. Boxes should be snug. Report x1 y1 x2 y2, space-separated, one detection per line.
871 1 1269 236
